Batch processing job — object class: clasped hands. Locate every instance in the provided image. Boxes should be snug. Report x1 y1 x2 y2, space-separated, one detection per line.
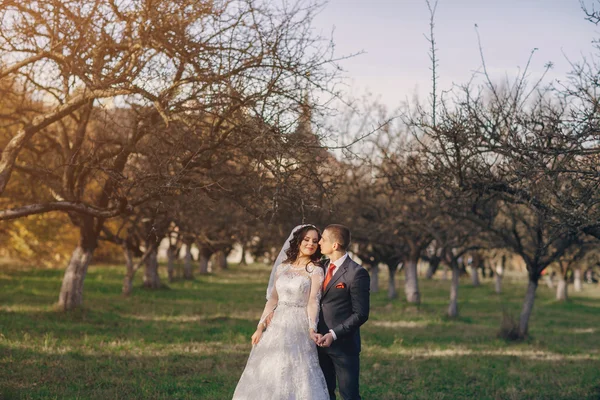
309 330 333 348
259 311 333 347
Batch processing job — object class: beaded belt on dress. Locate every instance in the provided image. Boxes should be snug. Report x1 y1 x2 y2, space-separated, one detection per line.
278 301 304 308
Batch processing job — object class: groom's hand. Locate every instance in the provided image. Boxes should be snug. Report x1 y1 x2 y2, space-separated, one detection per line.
318 333 334 348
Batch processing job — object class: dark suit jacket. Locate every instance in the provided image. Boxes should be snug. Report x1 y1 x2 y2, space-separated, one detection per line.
318 255 370 356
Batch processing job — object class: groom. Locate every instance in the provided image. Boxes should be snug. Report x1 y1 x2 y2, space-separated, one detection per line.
315 224 370 400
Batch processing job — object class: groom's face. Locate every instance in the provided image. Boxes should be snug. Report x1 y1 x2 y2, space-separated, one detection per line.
319 230 335 256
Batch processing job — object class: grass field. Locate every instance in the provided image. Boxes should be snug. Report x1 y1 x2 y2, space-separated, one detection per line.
1 262 599 399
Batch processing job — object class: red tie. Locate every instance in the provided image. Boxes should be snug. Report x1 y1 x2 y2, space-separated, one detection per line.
323 262 336 291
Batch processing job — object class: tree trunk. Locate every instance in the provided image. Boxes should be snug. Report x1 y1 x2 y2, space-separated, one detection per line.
518 278 538 338
198 247 211 274
404 257 420 304
143 249 161 289
239 244 248 266
573 268 582 292
556 276 568 301
544 273 554 288
167 246 177 283
369 264 379 293
425 257 440 280
584 268 593 284
448 264 459 318
123 246 135 297
215 250 228 270
470 264 480 287
425 264 435 279
387 263 397 299
199 254 209 274
459 259 467 275
58 223 97 310
441 264 449 281
183 243 194 280
494 263 503 294
483 260 495 278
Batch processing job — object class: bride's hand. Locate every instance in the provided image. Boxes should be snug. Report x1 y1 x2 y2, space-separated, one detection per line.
251 329 263 345
309 329 322 344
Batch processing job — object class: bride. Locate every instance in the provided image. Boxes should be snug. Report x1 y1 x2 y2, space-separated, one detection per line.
232 224 329 399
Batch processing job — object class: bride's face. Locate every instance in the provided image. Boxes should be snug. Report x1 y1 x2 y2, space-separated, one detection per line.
299 229 320 257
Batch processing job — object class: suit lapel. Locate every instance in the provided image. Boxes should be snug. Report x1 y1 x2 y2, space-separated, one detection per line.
323 256 351 296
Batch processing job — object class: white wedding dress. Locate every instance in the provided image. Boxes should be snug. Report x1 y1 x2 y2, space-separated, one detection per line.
232 263 329 400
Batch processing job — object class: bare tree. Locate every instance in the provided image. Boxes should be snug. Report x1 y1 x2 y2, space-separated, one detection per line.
426 211 485 318
167 228 183 282
0 0 344 309
400 68 583 336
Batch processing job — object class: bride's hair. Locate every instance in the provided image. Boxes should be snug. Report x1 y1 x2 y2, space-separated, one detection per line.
283 225 323 270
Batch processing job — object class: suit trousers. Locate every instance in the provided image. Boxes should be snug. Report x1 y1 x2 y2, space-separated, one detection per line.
317 347 360 400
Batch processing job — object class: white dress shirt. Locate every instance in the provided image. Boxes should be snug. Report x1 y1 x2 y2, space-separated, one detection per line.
327 253 348 279
326 252 348 340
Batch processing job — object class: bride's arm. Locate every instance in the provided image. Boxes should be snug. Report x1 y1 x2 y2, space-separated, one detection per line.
257 266 281 329
306 265 324 333
251 267 281 345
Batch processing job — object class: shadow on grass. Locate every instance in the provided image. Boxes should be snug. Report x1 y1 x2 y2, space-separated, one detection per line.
0 309 257 345
2 343 599 400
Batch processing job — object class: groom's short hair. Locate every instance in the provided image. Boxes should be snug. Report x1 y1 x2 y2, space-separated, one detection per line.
325 224 351 251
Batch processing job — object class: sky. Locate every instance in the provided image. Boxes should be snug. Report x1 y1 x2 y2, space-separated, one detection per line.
311 0 600 111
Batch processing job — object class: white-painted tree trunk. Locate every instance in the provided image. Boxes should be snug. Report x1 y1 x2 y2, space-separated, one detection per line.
518 279 538 338
370 264 379 293
404 258 420 304
198 247 211 275
556 277 568 301
58 224 97 310
123 246 135 296
448 266 459 318
574 268 583 292
494 263 503 294
58 245 94 310
143 250 161 289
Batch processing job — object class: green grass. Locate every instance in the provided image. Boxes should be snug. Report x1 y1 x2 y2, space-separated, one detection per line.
1 263 599 399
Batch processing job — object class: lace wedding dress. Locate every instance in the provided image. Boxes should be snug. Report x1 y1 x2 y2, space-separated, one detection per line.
232 263 329 400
